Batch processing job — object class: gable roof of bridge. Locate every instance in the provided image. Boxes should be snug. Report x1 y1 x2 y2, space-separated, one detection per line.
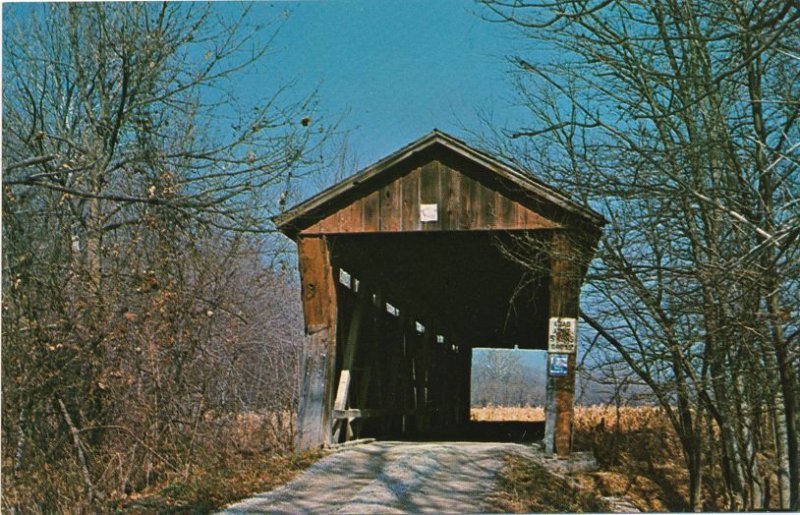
274 129 606 237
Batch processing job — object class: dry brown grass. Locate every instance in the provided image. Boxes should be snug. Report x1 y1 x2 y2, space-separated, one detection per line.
110 410 315 513
490 453 611 513
2 409 318 514
572 405 691 512
475 405 692 512
116 448 323 513
471 405 545 422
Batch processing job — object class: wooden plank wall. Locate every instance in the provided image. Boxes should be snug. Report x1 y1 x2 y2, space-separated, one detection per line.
329 267 471 443
295 236 338 449
302 160 560 234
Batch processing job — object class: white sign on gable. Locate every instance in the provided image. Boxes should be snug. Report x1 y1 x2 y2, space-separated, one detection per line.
548 317 577 353
420 203 438 222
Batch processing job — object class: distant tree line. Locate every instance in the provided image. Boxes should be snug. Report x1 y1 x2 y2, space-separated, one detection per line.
471 349 547 407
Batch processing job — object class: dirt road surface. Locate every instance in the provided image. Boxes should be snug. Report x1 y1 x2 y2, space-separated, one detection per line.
220 441 539 514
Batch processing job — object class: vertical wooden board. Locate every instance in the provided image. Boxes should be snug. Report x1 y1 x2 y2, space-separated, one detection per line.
525 206 561 229
419 161 441 231
520 205 532 228
336 205 347 232
459 174 477 229
342 288 369 369
554 353 576 453
306 214 332 234
298 237 329 329
401 167 421 231
496 191 515 229
419 161 440 202
295 236 337 448
370 292 387 431
405 325 416 414
295 328 332 449
475 181 495 229
487 183 498 229
354 199 366 231
440 163 461 230
515 202 526 229
362 190 380 232
403 322 417 414
333 370 352 410
380 179 402 231
390 321 405 432
513 204 537 229
323 315 338 446
360 300 378 410
323 213 337 232
473 180 486 228
417 329 433 432
336 200 363 233
430 338 444 430
392 179 403 230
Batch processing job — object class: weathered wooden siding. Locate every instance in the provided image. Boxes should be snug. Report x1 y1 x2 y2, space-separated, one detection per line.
301 160 561 235
295 236 338 448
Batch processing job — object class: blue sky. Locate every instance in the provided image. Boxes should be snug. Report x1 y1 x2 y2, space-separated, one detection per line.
3 1 541 177
2 1 613 393
238 0 534 168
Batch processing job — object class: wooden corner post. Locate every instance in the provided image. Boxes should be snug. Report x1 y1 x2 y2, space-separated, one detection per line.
544 231 580 457
295 236 338 450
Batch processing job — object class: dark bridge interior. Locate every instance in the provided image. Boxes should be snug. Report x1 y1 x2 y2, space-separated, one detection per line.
327 231 549 443
330 232 550 350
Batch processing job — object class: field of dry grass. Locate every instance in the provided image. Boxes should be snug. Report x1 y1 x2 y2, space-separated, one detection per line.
472 405 545 422
474 405 693 512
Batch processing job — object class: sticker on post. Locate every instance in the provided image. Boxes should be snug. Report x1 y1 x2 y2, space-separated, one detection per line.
548 317 577 353
420 203 438 222
549 354 569 377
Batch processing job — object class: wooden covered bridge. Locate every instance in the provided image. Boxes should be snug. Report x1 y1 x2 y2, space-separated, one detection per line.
275 130 604 456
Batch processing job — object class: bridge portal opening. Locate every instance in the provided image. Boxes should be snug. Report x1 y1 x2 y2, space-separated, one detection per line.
459 348 548 443
470 348 547 420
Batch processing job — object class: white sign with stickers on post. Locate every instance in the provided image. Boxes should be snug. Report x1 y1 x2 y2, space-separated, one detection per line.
548 317 577 354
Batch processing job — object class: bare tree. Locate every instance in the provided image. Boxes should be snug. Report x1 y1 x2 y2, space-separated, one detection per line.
479 0 799 510
2 3 325 510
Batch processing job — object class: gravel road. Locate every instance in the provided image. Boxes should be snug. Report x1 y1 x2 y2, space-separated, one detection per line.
220 441 539 514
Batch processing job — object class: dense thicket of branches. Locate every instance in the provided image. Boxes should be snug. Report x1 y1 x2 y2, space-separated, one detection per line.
481 0 799 510
2 3 322 510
